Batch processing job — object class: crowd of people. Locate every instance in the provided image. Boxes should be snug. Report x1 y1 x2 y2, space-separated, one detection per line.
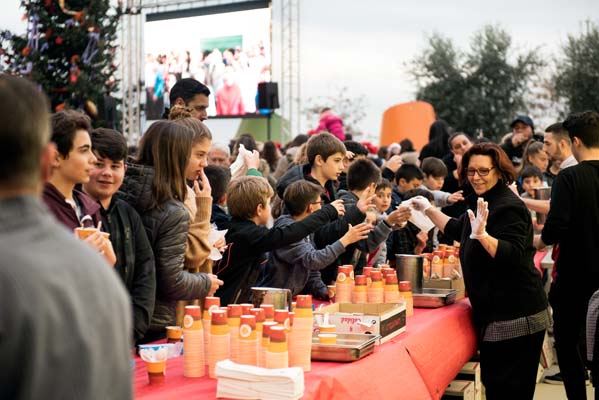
2 74 599 400
145 43 270 119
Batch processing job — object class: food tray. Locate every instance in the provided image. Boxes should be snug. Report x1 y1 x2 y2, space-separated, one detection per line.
413 288 458 308
311 333 378 362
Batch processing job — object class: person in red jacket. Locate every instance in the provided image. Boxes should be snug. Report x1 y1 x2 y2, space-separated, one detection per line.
314 107 345 141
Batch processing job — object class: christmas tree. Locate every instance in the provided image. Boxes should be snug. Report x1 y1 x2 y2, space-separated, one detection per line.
0 0 120 125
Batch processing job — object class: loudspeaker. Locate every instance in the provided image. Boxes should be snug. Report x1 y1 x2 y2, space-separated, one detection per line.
257 82 279 110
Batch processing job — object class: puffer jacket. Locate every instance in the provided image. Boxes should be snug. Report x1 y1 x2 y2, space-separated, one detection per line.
118 162 212 333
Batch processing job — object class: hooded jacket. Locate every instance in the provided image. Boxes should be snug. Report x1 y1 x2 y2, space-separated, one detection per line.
43 183 101 230
118 162 212 332
315 111 345 141
260 214 346 297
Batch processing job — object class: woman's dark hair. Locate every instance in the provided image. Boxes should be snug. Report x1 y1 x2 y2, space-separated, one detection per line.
261 141 280 171
232 133 258 157
284 134 309 152
399 139 415 153
459 142 516 185
425 119 452 157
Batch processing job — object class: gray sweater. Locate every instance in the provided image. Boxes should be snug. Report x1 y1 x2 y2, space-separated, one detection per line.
261 214 346 297
0 196 132 400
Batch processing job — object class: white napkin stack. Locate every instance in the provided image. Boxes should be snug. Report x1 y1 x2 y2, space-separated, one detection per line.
215 359 304 400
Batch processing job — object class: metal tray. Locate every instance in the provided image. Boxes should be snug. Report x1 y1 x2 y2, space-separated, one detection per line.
311 333 378 362
413 288 458 308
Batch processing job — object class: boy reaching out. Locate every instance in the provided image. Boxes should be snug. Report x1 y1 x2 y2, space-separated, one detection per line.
260 180 371 299
215 176 347 305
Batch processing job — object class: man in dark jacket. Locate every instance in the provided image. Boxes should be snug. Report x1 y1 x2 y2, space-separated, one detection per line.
535 111 599 397
83 128 156 343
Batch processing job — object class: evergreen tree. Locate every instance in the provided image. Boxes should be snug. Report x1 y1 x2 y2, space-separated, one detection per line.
0 0 120 125
554 21 599 113
410 25 543 141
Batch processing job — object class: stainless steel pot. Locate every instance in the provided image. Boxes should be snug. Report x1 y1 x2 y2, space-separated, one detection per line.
395 254 424 293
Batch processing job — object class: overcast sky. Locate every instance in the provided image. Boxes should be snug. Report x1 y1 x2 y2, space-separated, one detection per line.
2 0 598 141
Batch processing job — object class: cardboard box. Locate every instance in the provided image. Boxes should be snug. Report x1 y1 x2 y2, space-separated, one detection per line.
455 362 481 400
314 302 406 344
441 380 474 400
424 277 466 300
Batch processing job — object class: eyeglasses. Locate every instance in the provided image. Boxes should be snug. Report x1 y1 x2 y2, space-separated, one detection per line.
466 167 494 177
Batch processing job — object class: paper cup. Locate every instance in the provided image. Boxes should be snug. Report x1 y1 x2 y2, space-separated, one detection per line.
146 360 166 384
318 333 337 345
166 326 183 343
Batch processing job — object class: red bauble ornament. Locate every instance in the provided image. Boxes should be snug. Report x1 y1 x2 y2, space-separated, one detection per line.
22 46 31 56
55 37 63 45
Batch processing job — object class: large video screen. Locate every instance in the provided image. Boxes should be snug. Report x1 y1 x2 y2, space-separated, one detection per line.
144 6 271 119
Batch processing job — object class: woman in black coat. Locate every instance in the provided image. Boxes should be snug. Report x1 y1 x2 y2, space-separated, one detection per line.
411 143 547 400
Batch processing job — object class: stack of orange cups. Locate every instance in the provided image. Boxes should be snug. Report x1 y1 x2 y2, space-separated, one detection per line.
249 308 265 365
227 304 242 363
240 303 253 315
289 295 313 371
363 266 374 287
274 309 290 332
399 281 414 317
260 321 278 367
335 264 355 303
266 326 288 368
207 310 229 378
260 304 275 322
183 305 205 377
202 297 220 365
431 250 443 279
352 275 368 303
384 272 401 303
367 270 384 303
443 246 456 277
237 315 258 366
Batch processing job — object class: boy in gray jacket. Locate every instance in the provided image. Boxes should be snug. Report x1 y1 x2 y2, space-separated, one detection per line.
260 180 370 299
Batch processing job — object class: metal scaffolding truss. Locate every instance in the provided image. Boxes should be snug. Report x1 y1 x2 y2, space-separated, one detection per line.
118 0 300 143
279 0 300 139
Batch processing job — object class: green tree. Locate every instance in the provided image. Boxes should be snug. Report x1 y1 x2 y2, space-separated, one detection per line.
554 21 599 113
410 25 543 141
0 0 120 125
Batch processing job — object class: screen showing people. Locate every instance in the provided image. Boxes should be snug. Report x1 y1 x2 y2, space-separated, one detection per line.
144 7 271 119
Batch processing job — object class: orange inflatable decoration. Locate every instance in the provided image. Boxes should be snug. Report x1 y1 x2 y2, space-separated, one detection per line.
380 101 436 151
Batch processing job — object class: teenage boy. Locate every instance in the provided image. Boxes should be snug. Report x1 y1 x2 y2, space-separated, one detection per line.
260 180 371 298
317 159 411 280
420 157 464 207
215 176 346 305
535 111 599 395
276 132 346 204
82 128 156 343
204 164 232 228
0 75 132 399
43 110 116 266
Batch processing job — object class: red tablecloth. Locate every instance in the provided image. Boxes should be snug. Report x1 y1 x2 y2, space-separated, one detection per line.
134 299 476 400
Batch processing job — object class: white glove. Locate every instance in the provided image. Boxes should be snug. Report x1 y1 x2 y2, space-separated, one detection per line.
410 196 432 212
467 197 489 239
